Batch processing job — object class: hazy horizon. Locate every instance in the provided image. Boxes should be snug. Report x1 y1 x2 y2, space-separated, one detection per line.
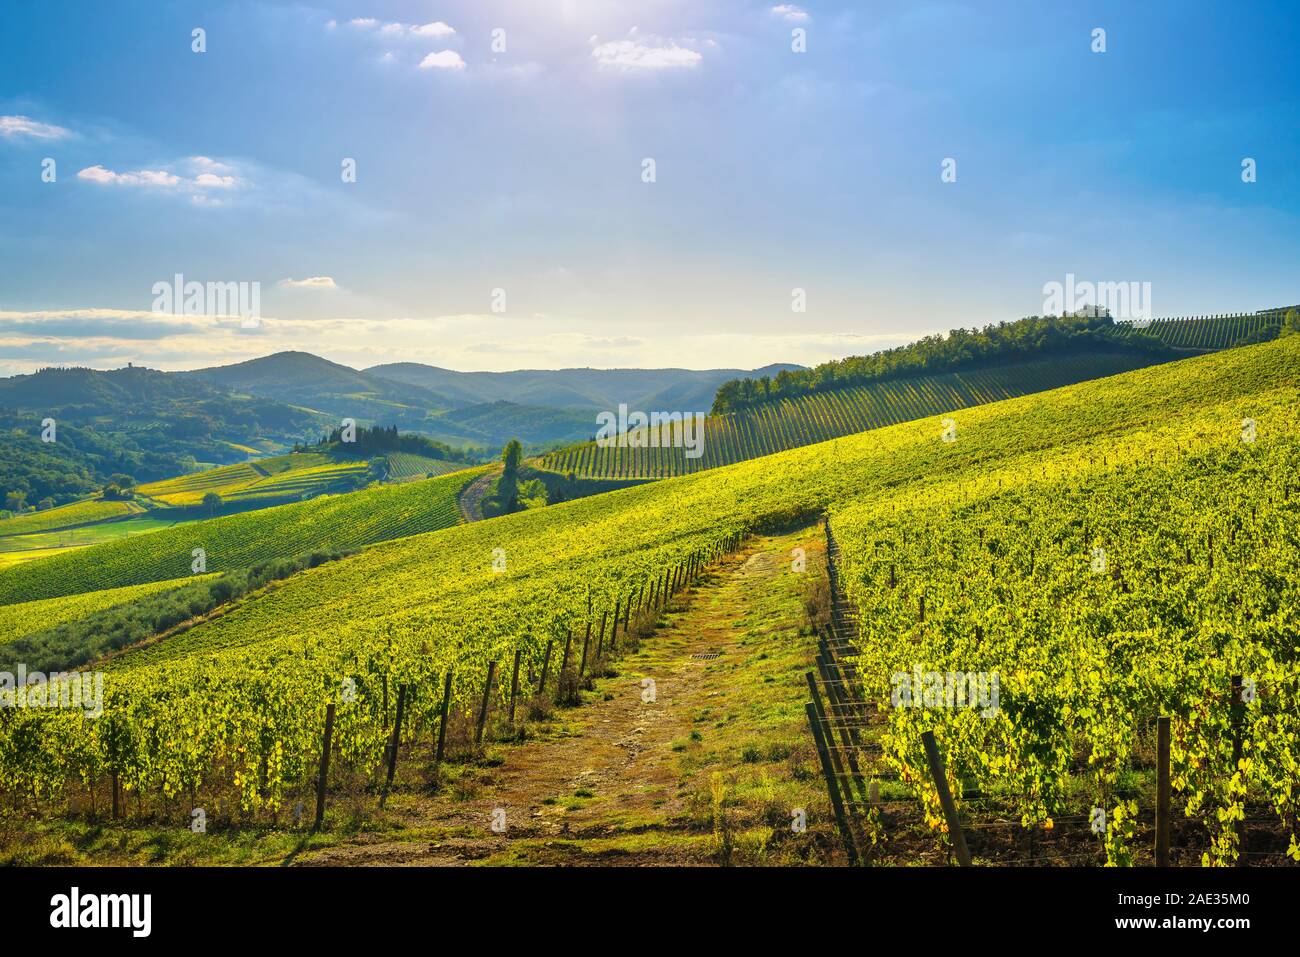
1 348 812 377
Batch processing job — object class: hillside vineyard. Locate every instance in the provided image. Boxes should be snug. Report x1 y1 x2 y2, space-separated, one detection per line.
0 337 1296 866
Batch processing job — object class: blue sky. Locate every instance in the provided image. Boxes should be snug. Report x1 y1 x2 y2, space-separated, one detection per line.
0 0 1297 375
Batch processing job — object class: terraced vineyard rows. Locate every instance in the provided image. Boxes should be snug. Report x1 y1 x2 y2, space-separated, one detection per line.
834 438 1300 864
386 453 466 482
0 337 1295 845
539 351 1162 479
0 466 484 605
223 462 369 502
1119 308 1294 351
136 452 344 506
135 461 270 505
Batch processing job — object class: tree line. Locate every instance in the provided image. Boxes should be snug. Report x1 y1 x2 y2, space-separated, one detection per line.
299 424 473 462
710 314 1172 414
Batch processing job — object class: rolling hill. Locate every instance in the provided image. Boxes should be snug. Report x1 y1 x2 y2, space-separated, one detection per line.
0 465 484 604
2 335 1293 847
538 310 1299 480
0 365 326 509
183 351 459 429
537 349 1167 479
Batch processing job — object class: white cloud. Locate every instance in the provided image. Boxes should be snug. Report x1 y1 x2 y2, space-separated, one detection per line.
189 156 232 172
771 4 811 22
78 160 244 194
279 277 338 289
411 21 455 38
590 36 703 70
0 115 73 140
194 172 238 188
77 165 181 187
419 50 466 71
348 18 455 39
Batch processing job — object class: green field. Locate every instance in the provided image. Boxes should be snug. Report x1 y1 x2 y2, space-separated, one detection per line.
0 513 186 555
1 338 1294 849
0 466 483 605
0 576 204 647
0 498 143 537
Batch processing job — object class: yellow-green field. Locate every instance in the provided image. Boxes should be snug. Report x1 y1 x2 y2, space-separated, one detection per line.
0 576 204 646
0 498 143 537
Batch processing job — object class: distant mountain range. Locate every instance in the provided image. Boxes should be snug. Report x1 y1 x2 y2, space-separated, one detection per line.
184 352 804 449
365 361 803 414
1 352 805 507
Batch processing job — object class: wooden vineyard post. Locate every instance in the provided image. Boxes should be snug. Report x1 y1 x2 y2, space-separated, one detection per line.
805 701 859 866
1155 716 1171 866
475 661 497 744
622 592 631 632
579 623 591 676
1230 675 1244 770
379 685 407 808
611 598 621 650
920 730 971 866
108 726 119 820
508 650 522 724
313 703 336 832
595 611 607 659
537 641 553 696
1230 676 1245 864
435 671 453 763
558 629 573 684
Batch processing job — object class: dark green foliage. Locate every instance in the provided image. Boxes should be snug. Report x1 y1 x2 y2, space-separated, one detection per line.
0 548 351 673
499 439 523 513
711 314 1171 413
310 423 471 463
0 365 323 507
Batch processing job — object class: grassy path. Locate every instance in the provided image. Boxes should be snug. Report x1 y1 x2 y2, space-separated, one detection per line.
456 466 500 523
298 526 844 867
1 526 847 866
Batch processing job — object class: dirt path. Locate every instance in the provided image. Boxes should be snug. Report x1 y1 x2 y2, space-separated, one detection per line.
457 467 499 523
297 526 838 867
